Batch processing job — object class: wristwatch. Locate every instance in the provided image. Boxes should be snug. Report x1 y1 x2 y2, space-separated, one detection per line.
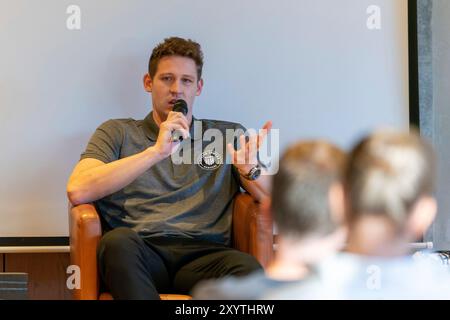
242 164 262 181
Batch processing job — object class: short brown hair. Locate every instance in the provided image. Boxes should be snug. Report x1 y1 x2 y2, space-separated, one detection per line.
272 141 347 238
148 37 204 80
345 128 436 227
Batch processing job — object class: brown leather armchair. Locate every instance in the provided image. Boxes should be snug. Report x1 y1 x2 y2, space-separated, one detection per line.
69 193 274 300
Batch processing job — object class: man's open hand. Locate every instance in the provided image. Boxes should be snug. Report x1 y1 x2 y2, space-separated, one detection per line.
227 121 273 175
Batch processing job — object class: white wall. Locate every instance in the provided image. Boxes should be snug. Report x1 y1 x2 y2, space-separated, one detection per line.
0 0 409 237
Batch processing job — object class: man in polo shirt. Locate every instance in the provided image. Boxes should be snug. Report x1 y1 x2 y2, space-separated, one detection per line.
66 37 272 300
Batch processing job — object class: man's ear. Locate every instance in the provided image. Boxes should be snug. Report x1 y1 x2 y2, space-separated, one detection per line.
328 182 345 225
196 78 204 96
143 73 152 93
407 196 437 240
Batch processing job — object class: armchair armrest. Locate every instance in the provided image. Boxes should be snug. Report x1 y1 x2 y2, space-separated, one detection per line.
232 193 274 268
69 203 102 300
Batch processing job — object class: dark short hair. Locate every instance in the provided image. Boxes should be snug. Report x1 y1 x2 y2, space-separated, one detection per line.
148 37 204 80
272 141 347 238
345 128 436 227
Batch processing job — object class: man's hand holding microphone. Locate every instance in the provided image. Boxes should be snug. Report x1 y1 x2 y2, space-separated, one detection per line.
153 99 190 159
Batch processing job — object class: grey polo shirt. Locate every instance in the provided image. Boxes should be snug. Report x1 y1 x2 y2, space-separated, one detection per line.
80 111 245 245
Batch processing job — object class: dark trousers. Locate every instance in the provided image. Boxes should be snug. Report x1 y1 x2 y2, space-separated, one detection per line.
97 227 262 300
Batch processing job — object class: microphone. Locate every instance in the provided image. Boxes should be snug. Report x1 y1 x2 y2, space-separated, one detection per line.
171 99 188 142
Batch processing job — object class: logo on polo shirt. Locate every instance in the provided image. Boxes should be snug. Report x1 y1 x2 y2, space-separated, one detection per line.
198 150 223 170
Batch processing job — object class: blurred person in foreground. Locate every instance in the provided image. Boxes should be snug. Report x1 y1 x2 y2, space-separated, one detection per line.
265 129 450 300
192 140 348 299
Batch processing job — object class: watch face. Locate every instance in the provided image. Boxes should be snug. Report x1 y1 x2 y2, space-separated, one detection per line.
252 168 262 180
247 166 261 180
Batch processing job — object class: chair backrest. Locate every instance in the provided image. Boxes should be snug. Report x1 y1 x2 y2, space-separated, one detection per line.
232 193 274 267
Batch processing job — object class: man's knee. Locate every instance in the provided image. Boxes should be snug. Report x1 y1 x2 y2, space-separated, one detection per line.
98 227 143 260
226 251 263 276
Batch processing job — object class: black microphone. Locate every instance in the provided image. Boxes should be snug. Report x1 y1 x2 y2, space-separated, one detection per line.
171 99 188 142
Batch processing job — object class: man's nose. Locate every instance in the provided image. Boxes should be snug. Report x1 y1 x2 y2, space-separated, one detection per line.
170 80 182 94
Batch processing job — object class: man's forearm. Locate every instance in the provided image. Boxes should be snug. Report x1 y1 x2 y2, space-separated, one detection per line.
239 174 272 203
67 147 164 205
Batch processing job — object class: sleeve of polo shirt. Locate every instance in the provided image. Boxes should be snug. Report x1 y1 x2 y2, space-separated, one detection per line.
80 119 123 163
